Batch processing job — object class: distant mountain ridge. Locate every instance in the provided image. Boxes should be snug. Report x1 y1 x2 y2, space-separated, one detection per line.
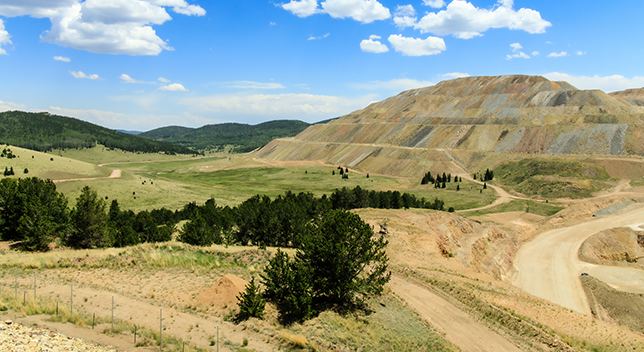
0 111 195 155
140 120 310 153
257 75 644 177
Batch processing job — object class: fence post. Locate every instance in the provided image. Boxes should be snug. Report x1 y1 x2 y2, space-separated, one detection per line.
33 273 36 300
134 324 137 345
70 283 73 317
14 269 17 300
111 295 114 333
159 308 163 351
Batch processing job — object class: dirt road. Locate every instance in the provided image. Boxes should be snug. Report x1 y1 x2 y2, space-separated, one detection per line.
389 275 522 352
512 203 644 314
53 169 121 183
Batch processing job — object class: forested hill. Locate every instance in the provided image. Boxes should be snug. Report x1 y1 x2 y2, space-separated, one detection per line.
0 111 196 155
140 120 310 153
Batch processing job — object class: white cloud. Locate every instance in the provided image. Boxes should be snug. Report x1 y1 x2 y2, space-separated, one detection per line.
0 0 205 56
543 73 644 93
270 21 277 26
69 71 102 80
224 81 286 89
281 0 320 17
308 33 330 40
441 72 469 78
506 42 530 60
158 77 171 83
531 51 539 56
547 51 567 58
180 92 377 119
322 0 391 23
393 4 417 29
388 34 446 56
576 50 585 56
360 35 389 53
0 100 27 112
53 56 70 62
120 74 154 84
282 0 391 23
350 78 434 90
0 19 12 55
423 0 446 8
414 0 551 39
159 83 188 91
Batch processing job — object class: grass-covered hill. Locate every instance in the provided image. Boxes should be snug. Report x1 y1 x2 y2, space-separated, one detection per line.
140 120 310 153
0 111 196 155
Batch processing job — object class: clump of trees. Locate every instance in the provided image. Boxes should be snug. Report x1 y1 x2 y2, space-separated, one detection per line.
0 178 175 251
1 147 16 159
421 171 462 188
473 168 494 181
259 210 390 323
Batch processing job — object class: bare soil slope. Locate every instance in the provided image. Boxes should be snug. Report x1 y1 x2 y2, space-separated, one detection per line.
257 75 644 177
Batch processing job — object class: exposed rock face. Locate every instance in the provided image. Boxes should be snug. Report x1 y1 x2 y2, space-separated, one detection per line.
610 88 644 107
257 75 644 176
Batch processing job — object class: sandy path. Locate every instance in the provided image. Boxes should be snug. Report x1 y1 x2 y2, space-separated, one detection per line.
389 275 522 352
512 203 644 314
53 169 121 183
456 174 527 213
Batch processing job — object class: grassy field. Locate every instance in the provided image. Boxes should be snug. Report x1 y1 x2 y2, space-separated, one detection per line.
493 158 611 198
0 145 109 179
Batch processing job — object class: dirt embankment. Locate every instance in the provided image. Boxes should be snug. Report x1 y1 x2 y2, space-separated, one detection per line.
579 227 644 268
581 275 644 334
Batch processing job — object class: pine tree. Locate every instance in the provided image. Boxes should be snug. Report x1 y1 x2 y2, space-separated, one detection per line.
67 186 111 249
236 277 266 320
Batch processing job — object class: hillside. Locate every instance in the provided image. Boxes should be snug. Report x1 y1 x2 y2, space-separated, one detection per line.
257 75 644 177
0 111 196 155
140 120 310 153
611 88 644 106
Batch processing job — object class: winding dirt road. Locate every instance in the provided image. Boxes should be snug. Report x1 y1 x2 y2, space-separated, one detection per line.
53 169 121 183
390 275 522 352
512 203 644 314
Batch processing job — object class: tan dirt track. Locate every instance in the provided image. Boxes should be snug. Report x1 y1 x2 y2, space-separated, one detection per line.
52 169 121 183
390 275 522 352
512 203 644 315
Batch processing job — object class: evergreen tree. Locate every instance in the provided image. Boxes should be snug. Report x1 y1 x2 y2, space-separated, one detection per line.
236 277 266 320
67 186 111 249
178 212 215 246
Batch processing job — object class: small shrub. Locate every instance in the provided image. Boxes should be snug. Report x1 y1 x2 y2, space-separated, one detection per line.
236 277 266 321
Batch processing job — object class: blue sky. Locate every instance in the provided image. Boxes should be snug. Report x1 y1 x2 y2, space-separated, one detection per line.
0 0 643 131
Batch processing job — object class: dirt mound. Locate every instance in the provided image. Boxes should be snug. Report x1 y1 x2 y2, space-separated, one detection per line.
579 227 644 268
257 75 644 178
194 274 248 309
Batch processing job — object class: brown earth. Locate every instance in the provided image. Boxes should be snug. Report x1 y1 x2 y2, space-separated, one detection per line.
257 75 644 178
581 275 644 334
194 274 248 309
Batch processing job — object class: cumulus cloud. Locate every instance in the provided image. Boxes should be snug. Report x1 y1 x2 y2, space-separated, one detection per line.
69 71 102 80
532 51 539 56
281 0 320 17
0 19 11 55
547 51 567 58
441 72 469 78
393 4 416 29
0 0 206 56
282 0 391 23
159 83 188 91
360 35 389 53
53 56 70 62
543 73 644 93
0 100 27 112
349 78 434 90
506 42 530 60
120 74 154 84
576 50 585 56
414 0 551 39
180 92 377 119
224 81 286 89
388 34 446 56
423 0 446 8
158 77 171 83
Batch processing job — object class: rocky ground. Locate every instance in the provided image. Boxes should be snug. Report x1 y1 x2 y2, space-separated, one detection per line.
0 320 116 352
